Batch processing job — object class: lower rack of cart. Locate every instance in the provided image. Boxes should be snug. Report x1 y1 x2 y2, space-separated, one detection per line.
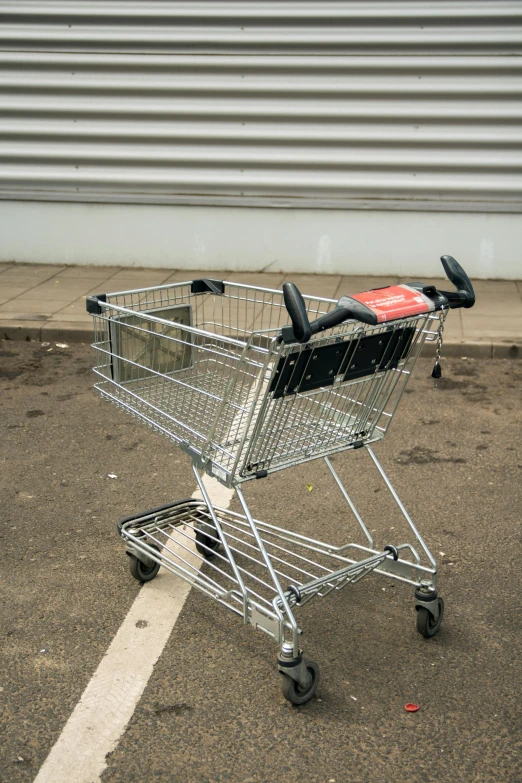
118 451 444 705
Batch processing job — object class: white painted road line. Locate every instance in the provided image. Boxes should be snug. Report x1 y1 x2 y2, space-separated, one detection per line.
33 476 234 783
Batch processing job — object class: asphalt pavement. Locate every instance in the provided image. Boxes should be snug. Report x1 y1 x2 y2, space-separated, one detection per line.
1 342 521 783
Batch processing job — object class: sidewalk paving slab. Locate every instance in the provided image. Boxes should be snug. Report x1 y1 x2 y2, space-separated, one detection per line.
0 263 520 358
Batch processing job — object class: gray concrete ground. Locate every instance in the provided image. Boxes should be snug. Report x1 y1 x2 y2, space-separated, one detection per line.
0 341 520 783
0 262 521 358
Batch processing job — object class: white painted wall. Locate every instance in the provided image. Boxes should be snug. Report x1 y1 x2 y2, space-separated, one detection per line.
1 200 520 279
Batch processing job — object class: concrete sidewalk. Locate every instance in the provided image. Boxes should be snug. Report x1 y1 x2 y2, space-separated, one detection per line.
0 262 520 358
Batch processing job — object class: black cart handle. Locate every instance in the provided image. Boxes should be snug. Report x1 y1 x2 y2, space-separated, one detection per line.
282 283 311 343
281 255 475 344
439 255 475 309
281 283 375 344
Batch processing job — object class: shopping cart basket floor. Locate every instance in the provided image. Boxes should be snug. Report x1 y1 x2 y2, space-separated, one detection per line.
119 490 412 639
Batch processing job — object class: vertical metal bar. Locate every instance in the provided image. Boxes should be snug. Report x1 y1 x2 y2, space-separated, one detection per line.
234 483 299 655
192 465 249 620
366 446 437 568
324 456 374 548
231 337 275 479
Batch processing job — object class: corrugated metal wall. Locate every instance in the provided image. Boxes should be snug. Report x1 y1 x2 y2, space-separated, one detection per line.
0 1 521 211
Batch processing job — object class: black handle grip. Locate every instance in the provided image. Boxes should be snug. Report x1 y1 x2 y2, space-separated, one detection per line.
307 306 354 335
281 286 379 343
439 255 475 309
282 282 311 343
280 255 475 344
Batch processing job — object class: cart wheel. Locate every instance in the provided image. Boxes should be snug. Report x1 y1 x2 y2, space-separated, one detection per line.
195 528 221 559
129 544 161 583
281 659 320 706
416 597 444 638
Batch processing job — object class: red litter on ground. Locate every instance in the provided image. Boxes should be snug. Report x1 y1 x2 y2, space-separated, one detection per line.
405 703 420 712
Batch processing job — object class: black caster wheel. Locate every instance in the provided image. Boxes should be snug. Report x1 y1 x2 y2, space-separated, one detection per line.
195 526 221 559
416 597 444 638
281 658 320 706
129 543 161 582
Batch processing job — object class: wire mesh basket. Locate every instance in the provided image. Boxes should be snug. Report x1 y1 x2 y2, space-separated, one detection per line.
90 279 436 485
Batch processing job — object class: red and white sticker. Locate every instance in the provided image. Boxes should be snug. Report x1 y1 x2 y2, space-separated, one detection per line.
351 285 435 323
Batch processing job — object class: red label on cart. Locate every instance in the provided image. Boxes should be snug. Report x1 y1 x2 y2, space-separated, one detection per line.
351 285 435 323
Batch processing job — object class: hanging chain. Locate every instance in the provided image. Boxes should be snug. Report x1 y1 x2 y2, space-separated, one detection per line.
431 308 447 387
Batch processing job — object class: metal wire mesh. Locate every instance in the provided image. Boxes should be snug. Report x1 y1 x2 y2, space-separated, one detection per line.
121 500 399 639
90 281 441 482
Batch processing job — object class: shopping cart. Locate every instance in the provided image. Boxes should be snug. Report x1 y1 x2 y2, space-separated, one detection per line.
87 255 475 705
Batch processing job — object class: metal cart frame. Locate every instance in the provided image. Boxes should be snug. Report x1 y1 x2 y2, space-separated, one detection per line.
87 255 475 705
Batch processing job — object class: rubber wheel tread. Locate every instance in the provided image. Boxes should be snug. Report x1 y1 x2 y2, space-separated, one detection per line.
129 544 161 582
281 659 320 706
416 597 444 638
